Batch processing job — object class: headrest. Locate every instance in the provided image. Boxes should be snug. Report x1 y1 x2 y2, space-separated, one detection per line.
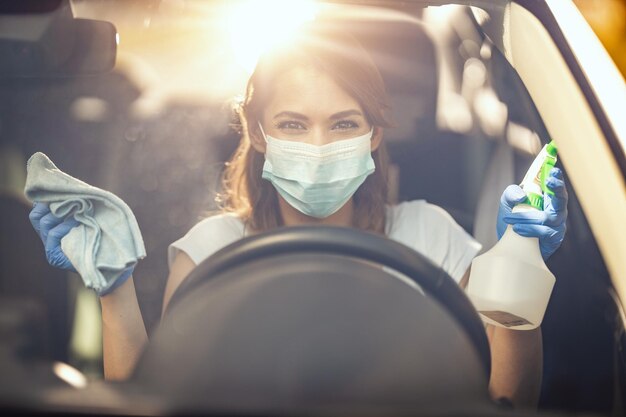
345 19 439 142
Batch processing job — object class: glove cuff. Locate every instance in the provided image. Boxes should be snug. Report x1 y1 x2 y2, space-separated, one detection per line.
97 267 134 297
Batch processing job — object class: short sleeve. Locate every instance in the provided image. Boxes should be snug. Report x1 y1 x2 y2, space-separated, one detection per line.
168 213 245 270
386 201 482 283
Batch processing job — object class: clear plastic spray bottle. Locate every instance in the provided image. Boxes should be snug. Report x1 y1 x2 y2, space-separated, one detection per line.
467 142 558 330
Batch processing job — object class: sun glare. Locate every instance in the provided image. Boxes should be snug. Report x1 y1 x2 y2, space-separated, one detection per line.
227 0 318 73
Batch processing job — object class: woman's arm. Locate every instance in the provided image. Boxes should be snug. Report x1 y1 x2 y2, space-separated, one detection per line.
485 322 542 407
162 251 196 316
99 276 148 380
460 268 542 408
100 251 196 380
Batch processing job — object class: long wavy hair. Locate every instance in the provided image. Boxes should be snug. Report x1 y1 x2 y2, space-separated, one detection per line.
218 24 393 234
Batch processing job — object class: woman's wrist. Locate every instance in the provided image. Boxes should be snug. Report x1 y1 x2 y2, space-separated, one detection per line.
97 266 135 297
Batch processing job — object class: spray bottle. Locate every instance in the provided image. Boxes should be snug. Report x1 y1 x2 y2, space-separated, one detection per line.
466 141 558 330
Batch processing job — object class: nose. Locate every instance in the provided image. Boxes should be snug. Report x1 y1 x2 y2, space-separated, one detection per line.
309 127 332 146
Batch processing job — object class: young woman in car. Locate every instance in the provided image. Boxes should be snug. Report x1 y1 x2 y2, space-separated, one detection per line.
30 25 567 408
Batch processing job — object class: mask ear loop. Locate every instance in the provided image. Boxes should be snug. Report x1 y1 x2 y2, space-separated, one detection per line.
257 122 269 143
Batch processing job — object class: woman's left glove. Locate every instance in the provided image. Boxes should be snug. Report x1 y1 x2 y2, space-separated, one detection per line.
496 167 568 260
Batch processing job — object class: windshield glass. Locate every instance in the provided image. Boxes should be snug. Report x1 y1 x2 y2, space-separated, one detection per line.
0 1 618 415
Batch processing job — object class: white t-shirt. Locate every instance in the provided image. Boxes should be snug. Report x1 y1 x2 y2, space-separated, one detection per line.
168 200 482 284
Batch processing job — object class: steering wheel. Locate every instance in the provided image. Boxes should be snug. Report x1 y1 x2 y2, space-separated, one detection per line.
165 225 490 377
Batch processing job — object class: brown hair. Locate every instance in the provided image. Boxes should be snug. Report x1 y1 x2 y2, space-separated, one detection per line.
218 24 393 234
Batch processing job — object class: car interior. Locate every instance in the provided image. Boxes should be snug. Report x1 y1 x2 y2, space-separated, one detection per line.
0 0 622 415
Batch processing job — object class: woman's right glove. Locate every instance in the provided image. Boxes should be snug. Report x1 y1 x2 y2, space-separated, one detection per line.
28 202 134 296
29 202 79 271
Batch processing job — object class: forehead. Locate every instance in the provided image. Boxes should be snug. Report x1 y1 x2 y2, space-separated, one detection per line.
264 66 363 116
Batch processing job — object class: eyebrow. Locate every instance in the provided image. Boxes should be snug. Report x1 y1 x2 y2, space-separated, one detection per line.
273 111 309 121
272 109 364 121
329 110 364 120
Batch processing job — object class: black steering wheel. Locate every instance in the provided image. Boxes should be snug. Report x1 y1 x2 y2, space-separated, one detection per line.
165 225 490 377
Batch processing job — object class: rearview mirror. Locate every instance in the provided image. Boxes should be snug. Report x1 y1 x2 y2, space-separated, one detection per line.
0 1 117 77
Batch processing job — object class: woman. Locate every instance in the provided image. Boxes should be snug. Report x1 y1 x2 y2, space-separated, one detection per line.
29 25 567 408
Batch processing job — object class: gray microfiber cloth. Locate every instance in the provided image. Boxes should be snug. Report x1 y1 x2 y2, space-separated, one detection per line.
24 152 146 295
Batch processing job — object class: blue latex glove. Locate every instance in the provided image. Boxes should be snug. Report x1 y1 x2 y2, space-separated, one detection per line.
29 202 79 271
28 202 133 296
496 167 568 260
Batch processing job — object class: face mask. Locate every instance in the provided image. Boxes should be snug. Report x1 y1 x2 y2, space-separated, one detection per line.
259 123 375 219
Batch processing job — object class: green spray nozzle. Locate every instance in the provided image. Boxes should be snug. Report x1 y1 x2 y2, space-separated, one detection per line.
519 140 558 211
540 141 558 197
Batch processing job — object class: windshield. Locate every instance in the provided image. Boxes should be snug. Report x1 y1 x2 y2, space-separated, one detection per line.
0 1 619 415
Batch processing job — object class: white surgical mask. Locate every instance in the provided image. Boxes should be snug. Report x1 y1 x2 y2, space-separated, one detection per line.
259 123 375 218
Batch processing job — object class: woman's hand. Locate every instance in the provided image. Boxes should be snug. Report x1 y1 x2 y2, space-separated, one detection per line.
496 168 568 260
28 202 134 296
29 202 79 270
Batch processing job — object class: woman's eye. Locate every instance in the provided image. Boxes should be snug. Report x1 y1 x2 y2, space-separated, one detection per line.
277 121 306 131
332 120 359 131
